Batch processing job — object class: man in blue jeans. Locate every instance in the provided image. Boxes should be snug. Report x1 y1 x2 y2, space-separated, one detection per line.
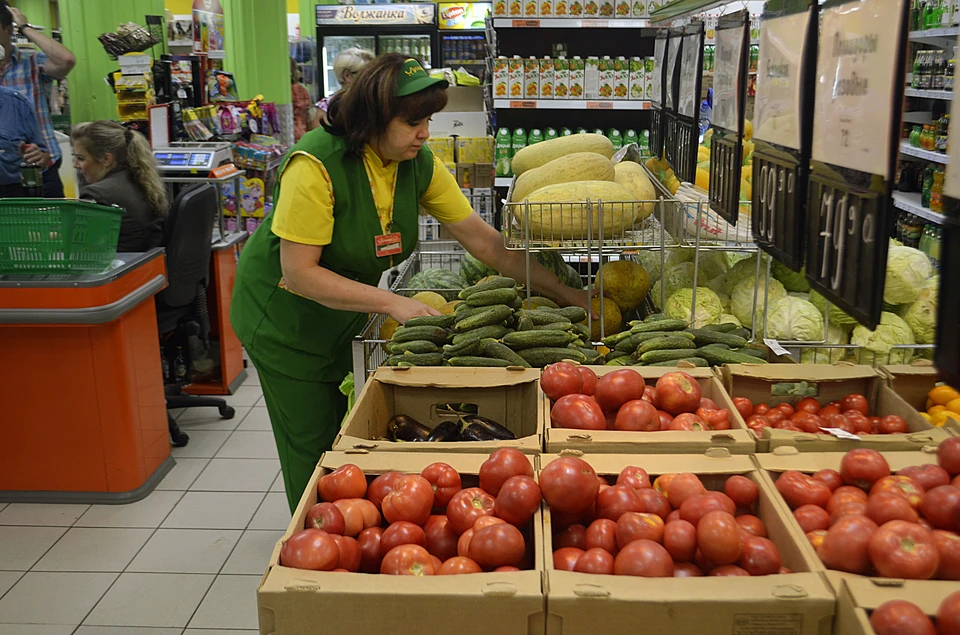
0 44 47 197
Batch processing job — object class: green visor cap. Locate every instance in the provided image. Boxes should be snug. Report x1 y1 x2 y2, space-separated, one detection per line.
397 58 449 96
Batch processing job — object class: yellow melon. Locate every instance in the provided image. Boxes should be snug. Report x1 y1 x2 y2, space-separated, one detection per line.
600 260 651 313
411 291 448 310
582 296 623 341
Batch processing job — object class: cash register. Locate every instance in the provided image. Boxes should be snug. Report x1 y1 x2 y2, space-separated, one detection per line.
153 142 236 176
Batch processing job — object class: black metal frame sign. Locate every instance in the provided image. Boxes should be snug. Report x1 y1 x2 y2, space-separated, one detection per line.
662 29 683 170
804 0 910 330
649 31 668 159
672 23 704 184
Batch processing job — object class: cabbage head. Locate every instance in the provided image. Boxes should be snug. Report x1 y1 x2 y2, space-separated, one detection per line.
637 251 666 284
696 251 730 281
771 260 811 293
902 276 938 345
884 245 932 305
809 289 859 330
652 262 696 308
711 254 761 297
665 287 723 328
731 276 786 328
719 313 742 327
765 296 824 342
851 311 916 365
800 324 849 364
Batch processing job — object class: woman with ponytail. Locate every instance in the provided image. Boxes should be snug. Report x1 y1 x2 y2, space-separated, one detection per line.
72 121 168 252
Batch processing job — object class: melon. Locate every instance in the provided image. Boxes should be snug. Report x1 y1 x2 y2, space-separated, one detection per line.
582 296 623 341
600 260 650 313
406 268 468 301
411 291 448 310
459 253 498 285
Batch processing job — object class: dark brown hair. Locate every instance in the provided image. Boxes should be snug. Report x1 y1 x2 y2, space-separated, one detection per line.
324 53 447 158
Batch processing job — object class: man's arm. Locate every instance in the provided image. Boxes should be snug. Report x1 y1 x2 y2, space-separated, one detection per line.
9 7 76 79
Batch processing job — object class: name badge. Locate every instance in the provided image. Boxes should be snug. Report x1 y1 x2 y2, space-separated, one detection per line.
375 232 403 257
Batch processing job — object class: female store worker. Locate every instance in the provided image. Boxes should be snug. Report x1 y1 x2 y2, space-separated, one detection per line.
231 54 589 512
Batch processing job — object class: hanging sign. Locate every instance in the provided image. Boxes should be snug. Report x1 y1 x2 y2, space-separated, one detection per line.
665 23 703 184
649 32 668 159
192 0 225 59
804 0 909 329
438 3 492 29
316 4 437 25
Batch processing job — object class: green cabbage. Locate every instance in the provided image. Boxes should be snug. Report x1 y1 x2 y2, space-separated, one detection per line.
903 276 938 345
851 311 916 365
731 277 786 328
665 287 724 328
696 251 730 282
652 262 695 308
809 289 859 330
771 260 811 293
711 255 761 297
800 324 849 364
719 313 742 326
765 295 824 342
637 251 667 284
884 245 932 305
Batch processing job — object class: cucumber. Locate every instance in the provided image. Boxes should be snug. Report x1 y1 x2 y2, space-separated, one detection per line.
631 319 688 334
640 348 704 364
731 327 752 340
616 330 695 353
466 288 520 307
443 338 487 358
701 322 738 333
531 322 574 331
387 352 444 366
502 330 575 350
606 356 630 366
571 323 591 342
605 350 630 362
697 347 769 365
510 295 524 310
484 341 532 368
458 276 517 300
688 328 748 348
446 356 512 367
517 315 535 331
455 302 471 314
520 310 571 326
518 347 588 367
454 305 492 321
699 343 732 350
644 313 669 322
647 357 709 367
451 325 509 345
543 306 588 323
403 314 456 329
392 325 450 344
636 337 697 357
579 348 603 363
454 305 515 332
388 340 440 354
736 347 769 360
604 330 635 348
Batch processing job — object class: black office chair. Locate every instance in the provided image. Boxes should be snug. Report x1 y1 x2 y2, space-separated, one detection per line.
158 184 235 447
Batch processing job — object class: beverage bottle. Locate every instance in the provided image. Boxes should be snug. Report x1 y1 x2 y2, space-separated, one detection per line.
495 127 513 176
560 127 573 136
174 346 188 381
919 223 930 257
947 52 957 91
931 165 945 212
911 125 922 147
511 127 527 160
912 0 922 30
528 128 543 145
922 163 935 207
19 157 42 197
913 51 921 88
161 350 170 382
932 229 942 272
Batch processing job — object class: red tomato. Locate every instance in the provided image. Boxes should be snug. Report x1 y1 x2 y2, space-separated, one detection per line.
331 535 361 572
818 405 841 418
381 545 436 575
596 484 645 520
795 414 825 434
697 407 731 430
871 476 925 510
616 512 666 548
732 397 753 420
656 372 703 416
495 475 542 526
540 362 583 401
665 473 707 507
574 547 615 574
457 528 474 557
765 410 786 425
818 515 878 574
899 464 951 492
333 499 382 537
554 524 587 550
842 393 870 416
479 448 534 496
595 369 646 413
366 471 404 511
613 539 674 576
870 600 936 635
937 590 960 635
666 509 681 523
280 528 339 571
737 536 781 576
920 485 960 531
437 556 482 575
663 519 697 562
840 449 891 490
827 486 869 513
668 413 709 431
577 366 598 396
776 471 832 510
868 520 939 579
865 492 919 526
494 565 521 572
847 413 873 435
643 385 660 407
753 403 771 416
552 394 607 430
812 469 843 492
614 399 661 431
318 464 368 502
381 521 427 556
933 530 960 580
939 437 960 476
539 456 600 515
553 547 585 571
679 493 734 527
636 488 672 521
736 515 767 538
423 515 459 562
869 416 882 434
304 502 346 534
878 415 909 435
724 475 759 508
605 410 617 430
775 403 795 418
697 511 741 566
469 523 526 570
699 397 719 410
357 527 383 573
830 502 868 526
709 565 750 576
382 475 434 526
420 462 462 508
586 518 619 556
472 515 506 532
446 487 496 534
617 466 651 491
796 397 820 414
793 504 830 533
673 562 704 577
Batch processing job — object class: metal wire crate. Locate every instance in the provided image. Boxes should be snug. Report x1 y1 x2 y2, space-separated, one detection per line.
419 189 496 241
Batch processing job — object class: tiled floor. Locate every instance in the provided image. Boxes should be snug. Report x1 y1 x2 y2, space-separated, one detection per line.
0 375 287 634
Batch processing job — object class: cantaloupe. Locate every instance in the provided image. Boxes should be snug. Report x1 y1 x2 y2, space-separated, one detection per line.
511 133 615 175
613 161 657 221
511 152 615 202
515 180 638 240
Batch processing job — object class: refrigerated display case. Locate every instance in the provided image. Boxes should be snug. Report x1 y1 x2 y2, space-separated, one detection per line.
438 2 491 82
315 4 438 99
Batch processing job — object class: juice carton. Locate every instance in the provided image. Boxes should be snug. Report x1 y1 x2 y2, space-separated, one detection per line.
495 128 513 176
584 56 600 99
508 56 524 99
554 57 570 99
494 0 508 15
555 0 569 16
631 0 645 16
569 56 585 99
493 57 509 99
576 127 588 134
560 128 573 136
539 57 555 99
629 56 644 100
511 128 527 161
524 0 538 17
592 128 604 136
704 14 717 44
607 128 623 150
584 0 599 17
509 0 523 17
646 0 661 13
624 128 639 146
615 0 630 17
524 56 540 99
599 0 615 17
569 0 584 16
545 128 559 140
644 57 655 99
613 56 629 99
597 56 614 99
539 0 554 17
528 128 544 145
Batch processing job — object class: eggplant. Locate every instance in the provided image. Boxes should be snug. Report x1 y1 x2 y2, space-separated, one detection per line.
460 423 499 442
387 415 431 442
426 420 461 442
459 414 516 440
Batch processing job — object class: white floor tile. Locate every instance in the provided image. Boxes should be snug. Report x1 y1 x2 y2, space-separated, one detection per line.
190 459 280 493
221 530 283 575
0 526 67 570
222 387 263 407
187 574 261 630
236 407 272 432
161 492 264 530
247 493 291 531
75 491 183 529
0 626 76 635
33 528 153 573
0 571 23 598
244 371 261 386
177 406 251 432
0 504 89 527
0 504 6 513
127 529 241 574
171 431 232 459
0 571 117 624
269 473 285 493
73 627 182 635
84 572 214 628
183 630 258 635
215 432 279 460
156 458 210 491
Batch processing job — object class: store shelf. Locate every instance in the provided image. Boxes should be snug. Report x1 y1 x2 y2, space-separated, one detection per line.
909 26 960 40
494 99 651 109
495 177 512 187
899 140 950 163
905 87 954 100
493 17 649 28
892 191 947 225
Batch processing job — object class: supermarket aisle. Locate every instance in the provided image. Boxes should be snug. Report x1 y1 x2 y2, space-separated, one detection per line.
0 369 287 634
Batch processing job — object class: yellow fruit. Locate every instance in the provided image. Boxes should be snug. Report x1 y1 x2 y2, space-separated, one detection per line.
511 152 615 202
520 181 638 239
932 411 960 427
582 296 623 341
512 133 614 174
695 167 710 190
946 398 960 415
613 162 656 220
522 296 560 310
666 177 681 195
929 405 947 416
411 291 448 310
927 398 936 411
439 300 462 315
929 385 960 406
379 317 400 341
920 412 933 422
600 259 651 313
744 119 753 141
741 139 755 161
739 178 752 200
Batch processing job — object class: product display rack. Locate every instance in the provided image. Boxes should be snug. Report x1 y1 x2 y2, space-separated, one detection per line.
492 17 649 27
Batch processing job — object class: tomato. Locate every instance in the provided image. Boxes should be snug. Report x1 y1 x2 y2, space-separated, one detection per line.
539 456 600 515
697 408 731 430
818 405 841 418
753 404 771 416
382 475 434 526
468 523 526 570
318 464 368 502
899 464 951 492
830 502 868 526
775 471 832 510
595 484 644 521
765 410 786 425
937 590 960 635
668 413 709 431
437 556 482 575
447 487 496 534
495 475 542 526
939 437 960 476
617 466 651 491
732 397 753 420
577 366 598 396
694 548 717 573
920 485 960 531
842 393 870 416
817 515 878 574
304 502 346 534
724 475 759 508
812 469 843 492
737 536 781 576
697 511 741 566
871 476 925 510
643 385 660 407
613 539 674 576
698 397 718 410
632 488 669 521
381 521 427 557
554 524 587 550
479 448 534 497
574 547 615 574
666 509 681 523
806 529 827 550
796 397 820 414
551 394 607 430
457 528 474 557
366 471 404 511
955 475 960 488
381 545 436 575
933 530 960 580
473 516 506 532
840 449 891 490
847 413 873 435
494 565 521 572
869 600 936 635
595 369 646 413
663 519 697 562
605 410 617 431
868 520 939 579
540 362 583 401
776 403 796 418
665 473 707 507
866 492 920 526
827 486 869 513
616 512 666 548
673 562 704 577
656 372 702 416
553 547 585 571
736 514 767 538
869 416 882 434
333 499 381 537
679 493 733 527
586 518 619 556
330 535 361 572
793 504 830 533
423 515 459 562
746 415 771 435
878 415 909 435
709 565 750 576
357 527 383 573
614 399 661 431
420 462 462 508
280 528 339 571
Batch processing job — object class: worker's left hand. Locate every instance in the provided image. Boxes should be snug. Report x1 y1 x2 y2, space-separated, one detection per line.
21 143 48 167
8 7 27 28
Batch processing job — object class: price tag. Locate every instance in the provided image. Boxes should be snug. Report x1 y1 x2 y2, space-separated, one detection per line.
586 101 614 109
509 100 537 108
754 8 812 150
763 338 791 357
819 427 861 440
585 19 609 26
512 19 539 26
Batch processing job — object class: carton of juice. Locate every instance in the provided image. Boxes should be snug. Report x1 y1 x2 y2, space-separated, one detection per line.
511 128 527 161
629 56 644 100
555 0 568 16
584 0 599 17
613 56 628 99
554 57 570 99
631 0 645 15
597 56 613 99
569 56 585 99
539 0 554 17
539 57 555 99
524 0 538 17
493 57 509 99
494 0 508 15
495 128 512 176
509 0 523 17
523 56 540 99
508 56 524 99
644 57 655 100
646 0 660 13
607 128 623 150
615 0 630 17
598 0 614 17
545 128 559 140
569 0 584 16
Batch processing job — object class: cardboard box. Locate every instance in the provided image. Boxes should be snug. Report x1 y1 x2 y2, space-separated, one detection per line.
542 452 836 635
455 137 495 164
473 163 495 189
882 363 959 435
443 86 485 112
334 367 544 454
720 364 951 452
258 451 545 635
545 366 755 454
834 577 959 635
456 163 477 188
430 111 488 137
425 136 456 164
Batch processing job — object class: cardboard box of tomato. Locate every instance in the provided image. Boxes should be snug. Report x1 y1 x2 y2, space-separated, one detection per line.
539 451 836 635
834 577 960 635
720 364 951 453
333 367 543 454
543 366 756 455
257 451 546 635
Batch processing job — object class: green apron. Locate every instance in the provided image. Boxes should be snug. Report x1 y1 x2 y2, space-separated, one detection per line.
231 129 434 511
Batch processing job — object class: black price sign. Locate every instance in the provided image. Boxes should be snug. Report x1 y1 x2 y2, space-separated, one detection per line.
649 32 668 159
709 10 750 226
672 24 704 184
936 217 960 388
662 31 682 170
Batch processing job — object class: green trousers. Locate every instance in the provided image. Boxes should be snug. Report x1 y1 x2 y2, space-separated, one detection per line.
252 355 347 513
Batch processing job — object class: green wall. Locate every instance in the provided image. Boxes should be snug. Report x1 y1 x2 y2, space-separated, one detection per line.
299 0 338 43
222 0 290 104
12 0 51 30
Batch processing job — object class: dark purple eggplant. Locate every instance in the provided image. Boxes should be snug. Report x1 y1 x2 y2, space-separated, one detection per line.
426 420 461 442
460 423 499 442
459 414 516 440
387 415 431 442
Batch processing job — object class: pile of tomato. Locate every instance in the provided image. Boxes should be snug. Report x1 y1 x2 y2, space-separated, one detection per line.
732 393 910 437
280 448 542 575
774 437 960 580
870 591 960 635
543 364 731 432
543 455 786 577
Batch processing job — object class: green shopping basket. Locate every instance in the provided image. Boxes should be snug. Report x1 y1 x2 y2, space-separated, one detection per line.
0 198 124 274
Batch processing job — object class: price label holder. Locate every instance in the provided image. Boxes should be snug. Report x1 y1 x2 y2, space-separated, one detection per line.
708 10 750 226
649 31 669 159
938 34 960 387
672 23 705 184
805 0 910 329
751 0 819 271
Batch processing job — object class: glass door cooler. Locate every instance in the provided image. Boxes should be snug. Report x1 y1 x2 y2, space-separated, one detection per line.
438 2 491 83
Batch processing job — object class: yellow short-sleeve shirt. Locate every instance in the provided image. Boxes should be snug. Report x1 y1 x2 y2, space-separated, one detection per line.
271 146 474 246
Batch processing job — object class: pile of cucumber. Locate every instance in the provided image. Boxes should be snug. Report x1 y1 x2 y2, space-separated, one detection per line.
385 276 603 368
602 314 769 367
